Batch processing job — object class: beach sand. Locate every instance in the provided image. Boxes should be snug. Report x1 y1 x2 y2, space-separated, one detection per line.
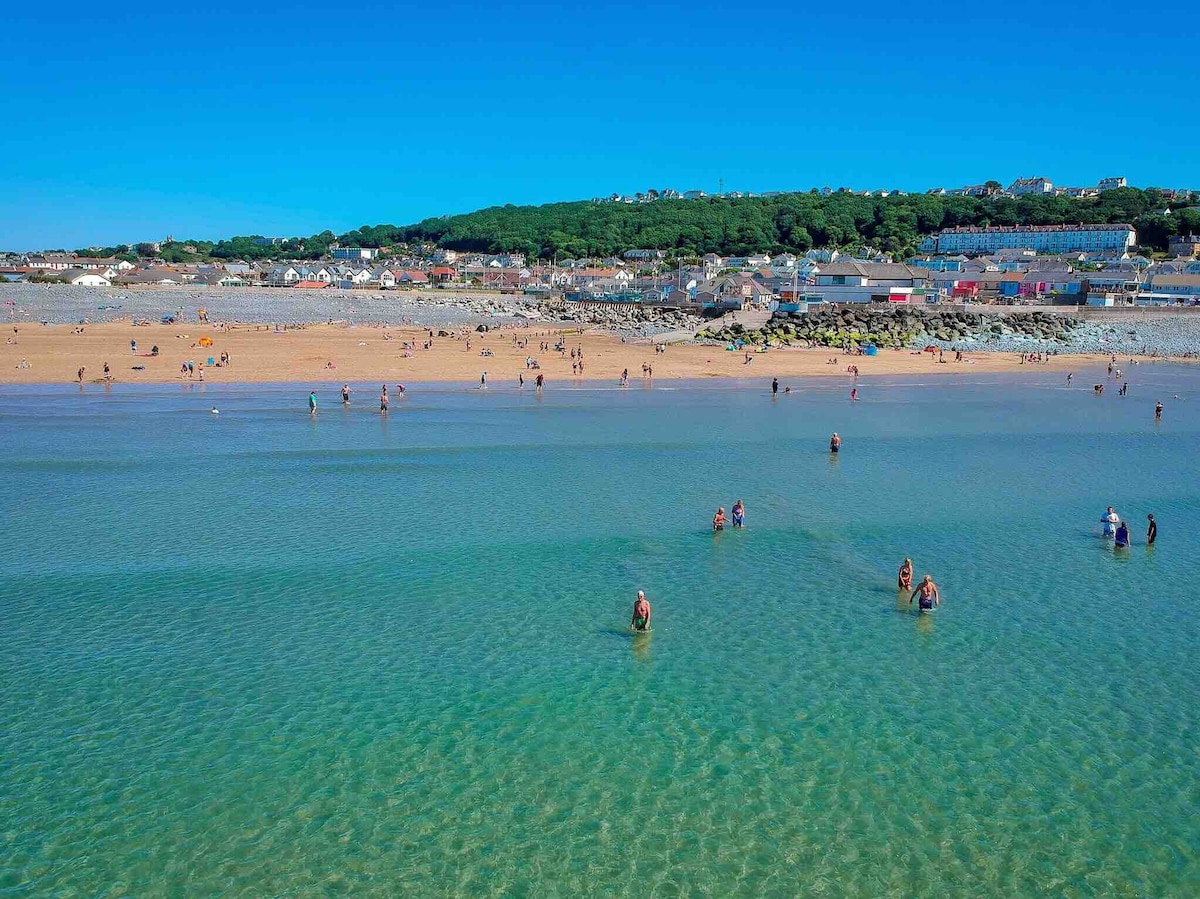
0 321 1113 386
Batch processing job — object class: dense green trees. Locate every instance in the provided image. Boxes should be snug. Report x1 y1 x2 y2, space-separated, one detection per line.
55 188 1193 264
387 187 1196 260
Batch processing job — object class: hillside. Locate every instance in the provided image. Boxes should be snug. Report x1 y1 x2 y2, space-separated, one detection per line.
70 188 1200 263
391 188 1197 260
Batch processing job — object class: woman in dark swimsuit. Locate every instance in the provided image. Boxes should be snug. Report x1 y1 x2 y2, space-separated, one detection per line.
898 558 913 591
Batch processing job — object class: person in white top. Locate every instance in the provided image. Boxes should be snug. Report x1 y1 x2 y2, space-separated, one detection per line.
1101 507 1120 537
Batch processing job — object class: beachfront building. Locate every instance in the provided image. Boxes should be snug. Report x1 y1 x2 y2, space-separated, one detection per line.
927 224 1136 256
701 275 776 309
806 262 932 304
58 269 112 287
1147 274 1200 298
25 254 131 272
1098 177 1127 192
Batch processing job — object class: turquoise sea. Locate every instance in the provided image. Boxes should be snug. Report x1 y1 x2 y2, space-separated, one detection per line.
2 369 1199 896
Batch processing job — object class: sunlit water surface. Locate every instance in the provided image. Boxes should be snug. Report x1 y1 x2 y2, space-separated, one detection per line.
2 368 1199 896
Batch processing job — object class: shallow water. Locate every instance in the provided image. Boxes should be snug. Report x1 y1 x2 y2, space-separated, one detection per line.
2 368 1199 896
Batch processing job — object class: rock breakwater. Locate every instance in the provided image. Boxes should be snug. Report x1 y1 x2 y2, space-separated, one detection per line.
699 307 1080 350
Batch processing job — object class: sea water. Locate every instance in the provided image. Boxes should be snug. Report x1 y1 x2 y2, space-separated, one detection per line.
2 369 1198 896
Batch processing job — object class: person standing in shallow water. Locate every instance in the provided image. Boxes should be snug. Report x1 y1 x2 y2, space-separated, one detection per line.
631 590 651 633
772 377 778 397
910 575 940 611
1115 520 1130 548
1147 514 1157 546
898 558 913 591
309 391 317 416
1155 401 1163 421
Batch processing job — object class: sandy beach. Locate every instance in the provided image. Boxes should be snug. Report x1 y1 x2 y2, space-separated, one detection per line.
1 321 1116 386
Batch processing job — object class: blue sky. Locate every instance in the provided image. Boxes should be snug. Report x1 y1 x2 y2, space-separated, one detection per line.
2 0 1196 250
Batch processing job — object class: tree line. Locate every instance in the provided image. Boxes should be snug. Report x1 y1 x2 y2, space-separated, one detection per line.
67 188 1199 263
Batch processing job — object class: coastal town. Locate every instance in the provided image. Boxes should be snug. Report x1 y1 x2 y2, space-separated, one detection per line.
4 177 1200 313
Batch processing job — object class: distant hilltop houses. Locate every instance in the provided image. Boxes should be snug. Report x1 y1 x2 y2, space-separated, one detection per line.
595 176 1200 204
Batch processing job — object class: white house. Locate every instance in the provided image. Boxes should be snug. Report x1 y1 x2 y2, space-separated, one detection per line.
1008 177 1054 196
60 269 112 287
370 267 397 288
266 265 301 286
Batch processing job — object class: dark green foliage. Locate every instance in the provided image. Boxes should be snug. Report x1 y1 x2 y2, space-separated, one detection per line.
74 189 1194 264
389 188 1197 260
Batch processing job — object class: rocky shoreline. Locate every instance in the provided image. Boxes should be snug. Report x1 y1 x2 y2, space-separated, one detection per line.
699 306 1200 357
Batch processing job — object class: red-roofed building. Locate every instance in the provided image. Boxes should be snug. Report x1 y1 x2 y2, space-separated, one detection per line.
294 280 329 289
431 266 456 283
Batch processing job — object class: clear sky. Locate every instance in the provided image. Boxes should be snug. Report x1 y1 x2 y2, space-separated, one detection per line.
3 0 1197 250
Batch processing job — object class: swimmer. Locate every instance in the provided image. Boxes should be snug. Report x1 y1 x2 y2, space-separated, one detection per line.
713 507 727 532
308 391 317 415
898 558 913 591
1147 513 1157 545
830 432 841 453
1155 401 1163 420
731 500 745 528
850 387 858 401
1114 520 1130 548
210 406 219 414
631 590 652 632
909 575 940 611
1101 506 1119 537
341 384 352 404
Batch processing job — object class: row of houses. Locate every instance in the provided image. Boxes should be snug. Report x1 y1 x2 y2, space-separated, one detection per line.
594 178 1200 206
